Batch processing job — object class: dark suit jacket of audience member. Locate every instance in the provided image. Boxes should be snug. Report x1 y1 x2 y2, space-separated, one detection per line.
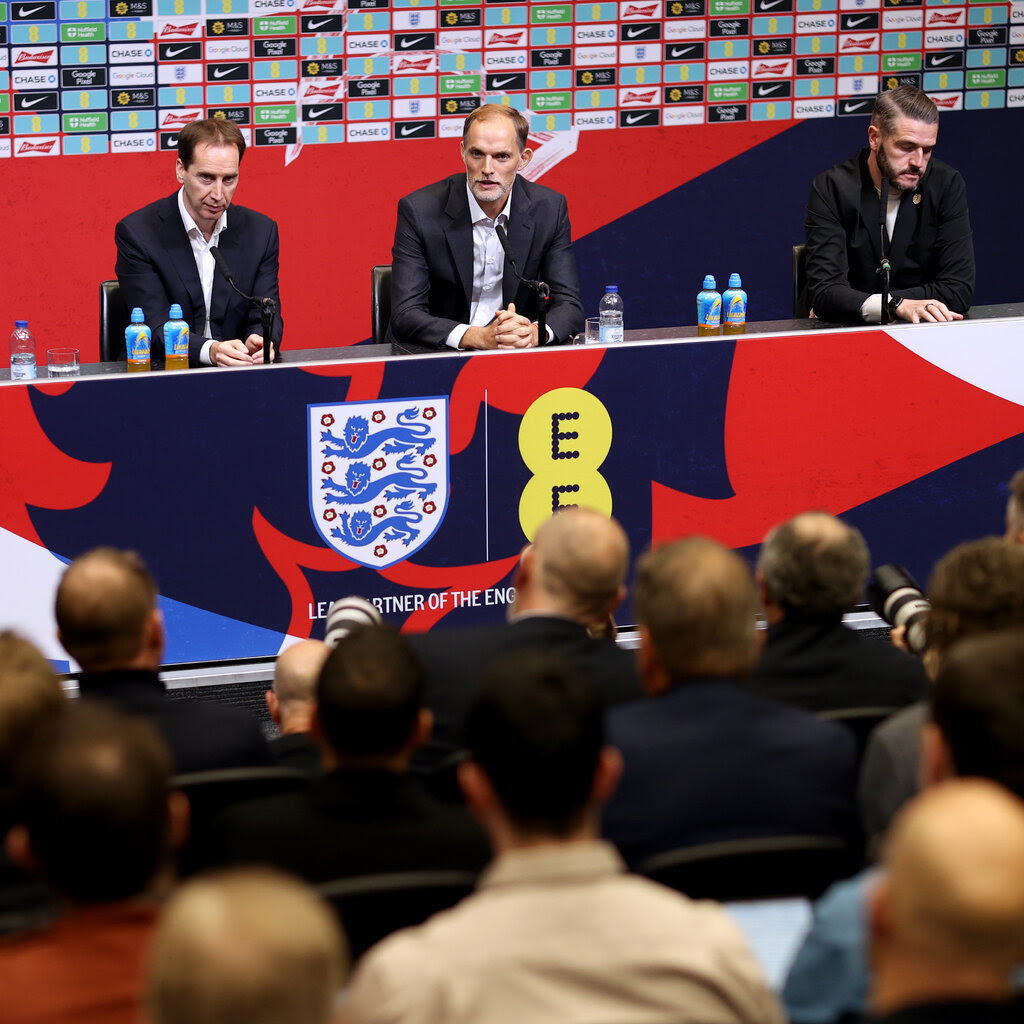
269 733 322 776
77 669 271 774
746 619 926 713
603 679 860 868
207 769 490 882
407 615 644 773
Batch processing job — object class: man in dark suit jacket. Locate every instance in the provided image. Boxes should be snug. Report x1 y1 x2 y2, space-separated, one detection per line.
208 625 489 882
603 537 859 868
408 508 643 773
386 103 583 350
805 86 973 325
749 511 925 713
115 117 282 367
55 548 271 774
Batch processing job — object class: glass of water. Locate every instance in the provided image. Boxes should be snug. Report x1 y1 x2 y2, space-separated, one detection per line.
47 348 80 378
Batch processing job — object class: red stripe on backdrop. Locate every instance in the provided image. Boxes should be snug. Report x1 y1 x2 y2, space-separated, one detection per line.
0 120 793 363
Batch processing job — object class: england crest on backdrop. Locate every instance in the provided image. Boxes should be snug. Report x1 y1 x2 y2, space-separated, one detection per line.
308 398 449 569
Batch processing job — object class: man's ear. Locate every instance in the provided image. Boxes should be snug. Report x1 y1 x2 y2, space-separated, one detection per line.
4 824 37 874
176 157 186 183
167 790 191 853
517 146 533 171
265 690 280 725
920 720 955 789
457 760 493 819
636 626 670 696
592 746 624 806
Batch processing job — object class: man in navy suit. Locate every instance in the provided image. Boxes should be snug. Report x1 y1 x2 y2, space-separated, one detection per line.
386 103 583 350
602 537 860 869
115 118 282 367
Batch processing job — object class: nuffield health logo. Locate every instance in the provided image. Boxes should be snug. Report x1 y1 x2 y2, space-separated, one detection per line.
309 399 449 568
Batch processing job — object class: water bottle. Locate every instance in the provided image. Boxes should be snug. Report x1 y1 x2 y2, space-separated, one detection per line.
722 273 748 335
599 285 624 344
9 320 37 380
697 275 722 336
163 304 189 371
125 307 152 373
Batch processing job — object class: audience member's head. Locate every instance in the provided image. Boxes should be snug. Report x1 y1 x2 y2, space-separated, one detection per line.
633 536 761 692
315 625 430 769
923 628 1024 799
922 537 1024 675
266 640 330 736
868 779 1024 1013
511 508 630 633
459 650 620 845
6 700 183 903
757 511 869 623
148 867 348 1024
0 630 63 784
1004 469 1024 546
55 547 163 672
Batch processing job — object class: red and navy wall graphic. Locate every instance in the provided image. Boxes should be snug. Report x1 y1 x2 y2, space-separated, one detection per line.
2 319 1022 666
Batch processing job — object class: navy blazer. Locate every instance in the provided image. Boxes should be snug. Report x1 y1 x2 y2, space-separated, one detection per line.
115 193 283 366
603 679 860 868
386 172 584 348
804 148 974 324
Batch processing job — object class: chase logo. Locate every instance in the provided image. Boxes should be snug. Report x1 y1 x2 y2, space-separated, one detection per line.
309 400 449 569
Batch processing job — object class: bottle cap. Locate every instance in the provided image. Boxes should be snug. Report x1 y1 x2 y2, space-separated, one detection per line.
605 285 618 293
703 275 717 290
728 273 742 288
131 307 145 323
169 304 183 320
14 320 28 328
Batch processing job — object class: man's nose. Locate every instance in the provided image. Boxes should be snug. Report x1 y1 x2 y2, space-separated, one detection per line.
210 179 224 199
481 155 494 175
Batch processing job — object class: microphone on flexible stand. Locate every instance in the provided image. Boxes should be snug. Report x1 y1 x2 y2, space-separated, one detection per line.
494 223 551 346
879 177 891 325
209 246 278 363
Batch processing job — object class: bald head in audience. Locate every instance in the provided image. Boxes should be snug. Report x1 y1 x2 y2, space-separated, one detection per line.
55 547 163 672
634 536 761 692
267 640 331 737
148 867 348 1024
511 508 629 634
869 779 1024 1014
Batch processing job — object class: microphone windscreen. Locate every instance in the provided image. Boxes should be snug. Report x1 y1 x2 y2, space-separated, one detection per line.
324 595 383 647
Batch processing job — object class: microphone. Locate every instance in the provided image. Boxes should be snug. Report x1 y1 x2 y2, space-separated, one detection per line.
494 223 552 344
210 246 278 362
878 177 891 324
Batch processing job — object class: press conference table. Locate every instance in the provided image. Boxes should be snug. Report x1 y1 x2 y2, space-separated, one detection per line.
2 305 1023 667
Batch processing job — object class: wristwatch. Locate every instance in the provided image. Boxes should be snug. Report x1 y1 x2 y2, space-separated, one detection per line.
888 295 904 317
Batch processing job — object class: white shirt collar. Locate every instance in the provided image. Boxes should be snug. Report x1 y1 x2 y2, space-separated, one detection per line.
465 180 512 226
177 186 228 241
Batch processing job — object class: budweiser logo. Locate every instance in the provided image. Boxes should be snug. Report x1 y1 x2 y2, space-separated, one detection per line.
755 61 787 73
623 88 657 102
623 3 658 15
927 11 961 23
161 111 200 127
18 138 56 153
488 31 524 44
933 95 959 108
304 83 338 97
160 22 198 36
16 49 54 64
842 36 875 49
396 56 432 70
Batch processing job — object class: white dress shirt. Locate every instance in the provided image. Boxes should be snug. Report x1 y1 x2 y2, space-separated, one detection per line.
177 187 227 365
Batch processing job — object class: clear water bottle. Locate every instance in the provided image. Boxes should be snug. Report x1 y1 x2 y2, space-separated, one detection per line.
9 320 37 380
599 285 624 344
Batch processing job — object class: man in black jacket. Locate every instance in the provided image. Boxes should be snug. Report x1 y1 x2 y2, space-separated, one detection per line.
805 86 974 325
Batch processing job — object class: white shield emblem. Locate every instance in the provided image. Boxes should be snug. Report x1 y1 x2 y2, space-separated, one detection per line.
309 398 449 568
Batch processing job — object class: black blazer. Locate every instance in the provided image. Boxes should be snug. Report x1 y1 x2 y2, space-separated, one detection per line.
386 173 584 348
115 193 283 365
805 148 974 324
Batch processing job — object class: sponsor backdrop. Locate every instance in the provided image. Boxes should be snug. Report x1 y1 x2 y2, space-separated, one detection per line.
2 318 1023 668
0 0 1021 354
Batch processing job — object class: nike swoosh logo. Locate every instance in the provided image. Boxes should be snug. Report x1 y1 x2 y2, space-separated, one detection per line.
213 66 241 77
306 18 333 29
929 53 956 64
399 124 426 135
845 15 870 26
844 100 869 110
490 75 518 88
19 95 48 106
758 0 786 9
163 46 192 57
756 83 782 94
625 112 651 123
307 106 335 118
399 36 427 47
17 5 46 15
625 26 652 37
668 45 696 56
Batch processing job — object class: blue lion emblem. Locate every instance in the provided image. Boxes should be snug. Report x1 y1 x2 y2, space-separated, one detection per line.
322 452 437 505
330 500 424 547
321 407 435 459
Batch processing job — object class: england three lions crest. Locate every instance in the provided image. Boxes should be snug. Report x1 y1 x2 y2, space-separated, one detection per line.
308 398 449 569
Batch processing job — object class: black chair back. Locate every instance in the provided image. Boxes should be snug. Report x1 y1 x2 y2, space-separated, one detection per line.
638 835 859 902
371 264 392 345
100 279 131 362
318 870 477 960
793 244 810 318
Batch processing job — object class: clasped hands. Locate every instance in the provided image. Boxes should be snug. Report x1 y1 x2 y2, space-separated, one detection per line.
460 303 539 350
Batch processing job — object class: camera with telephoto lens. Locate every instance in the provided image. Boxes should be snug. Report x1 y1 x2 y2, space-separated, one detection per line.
866 564 931 656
